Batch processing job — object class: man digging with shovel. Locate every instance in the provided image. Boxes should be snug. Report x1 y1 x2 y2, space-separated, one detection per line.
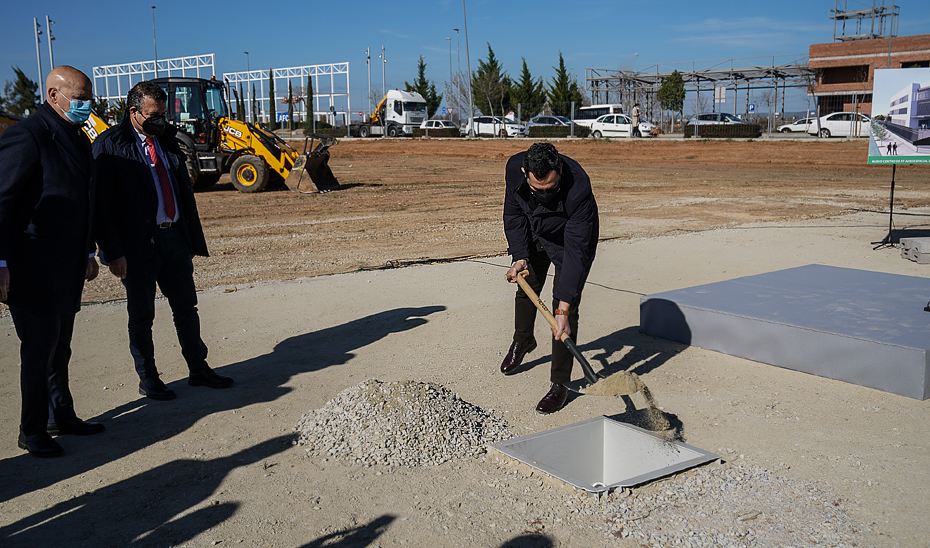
501 143 599 414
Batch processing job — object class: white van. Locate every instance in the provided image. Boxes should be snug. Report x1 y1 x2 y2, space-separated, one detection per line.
572 104 624 128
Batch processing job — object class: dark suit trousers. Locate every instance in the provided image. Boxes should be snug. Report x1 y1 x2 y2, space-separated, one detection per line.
512 243 582 385
123 224 208 380
9 305 78 435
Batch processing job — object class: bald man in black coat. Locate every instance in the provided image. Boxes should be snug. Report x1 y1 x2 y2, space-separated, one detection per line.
0 65 105 457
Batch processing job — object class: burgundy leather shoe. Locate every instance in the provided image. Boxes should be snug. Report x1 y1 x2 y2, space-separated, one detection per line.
500 338 537 375
535 383 569 414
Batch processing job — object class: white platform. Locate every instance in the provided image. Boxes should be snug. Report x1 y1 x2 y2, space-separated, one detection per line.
640 264 930 400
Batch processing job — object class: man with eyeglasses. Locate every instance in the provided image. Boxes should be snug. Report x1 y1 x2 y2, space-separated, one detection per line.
93 80 233 402
0 65 104 456
501 142 599 414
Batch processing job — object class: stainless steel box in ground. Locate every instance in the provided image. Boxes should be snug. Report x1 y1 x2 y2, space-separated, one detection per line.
489 416 719 493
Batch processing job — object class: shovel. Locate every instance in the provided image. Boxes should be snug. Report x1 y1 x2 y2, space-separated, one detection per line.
506 271 658 402
507 271 601 387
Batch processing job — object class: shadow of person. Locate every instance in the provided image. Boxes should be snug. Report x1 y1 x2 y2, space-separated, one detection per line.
0 435 292 547
498 533 555 547
296 514 396 548
0 306 446 504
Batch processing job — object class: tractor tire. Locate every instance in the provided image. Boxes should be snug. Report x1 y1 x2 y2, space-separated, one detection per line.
178 141 200 189
359 125 370 138
230 155 270 193
193 173 220 191
819 128 831 138
592 131 602 139
387 125 398 137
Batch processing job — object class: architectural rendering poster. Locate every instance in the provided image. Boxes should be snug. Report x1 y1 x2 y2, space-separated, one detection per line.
868 68 930 164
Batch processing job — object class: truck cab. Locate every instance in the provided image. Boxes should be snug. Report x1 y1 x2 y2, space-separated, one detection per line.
354 89 428 137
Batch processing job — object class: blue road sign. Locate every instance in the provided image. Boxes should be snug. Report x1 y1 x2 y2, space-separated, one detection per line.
748 104 756 113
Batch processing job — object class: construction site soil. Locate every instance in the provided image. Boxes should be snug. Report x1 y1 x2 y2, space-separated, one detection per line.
79 137 929 304
3 137 930 548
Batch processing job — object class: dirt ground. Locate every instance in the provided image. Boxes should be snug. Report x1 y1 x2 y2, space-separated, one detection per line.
78 137 930 305
1 138 929 548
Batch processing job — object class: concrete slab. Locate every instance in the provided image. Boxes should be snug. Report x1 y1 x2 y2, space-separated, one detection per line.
640 264 930 400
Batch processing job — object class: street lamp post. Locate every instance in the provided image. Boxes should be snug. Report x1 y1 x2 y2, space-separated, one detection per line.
46 16 55 69
380 46 386 136
446 37 452 120
151 6 158 78
34 18 43 86
366 48 371 121
462 1 474 136
453 27 460 125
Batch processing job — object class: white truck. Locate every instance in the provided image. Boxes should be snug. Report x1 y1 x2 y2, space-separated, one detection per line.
351 89 428 137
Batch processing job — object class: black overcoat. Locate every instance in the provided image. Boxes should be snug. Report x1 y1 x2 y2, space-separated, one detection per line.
503 152 599 306
92 115 208 267
0 102 95 314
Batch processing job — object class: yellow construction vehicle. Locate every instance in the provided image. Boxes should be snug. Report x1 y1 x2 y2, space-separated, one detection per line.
153 77 339 193
0 110 24 137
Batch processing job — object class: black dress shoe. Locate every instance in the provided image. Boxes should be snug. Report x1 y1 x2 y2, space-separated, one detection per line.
48 417 106 436
500 338 537 375
188 367 234 389
18 431 64 457
139 376 177 400
535 383 569 414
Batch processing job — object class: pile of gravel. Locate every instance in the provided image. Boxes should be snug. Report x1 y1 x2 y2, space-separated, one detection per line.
600 461 864 547
295 379 512 467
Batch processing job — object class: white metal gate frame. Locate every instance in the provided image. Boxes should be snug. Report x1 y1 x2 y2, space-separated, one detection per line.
223 63 350 125
93 54 216 104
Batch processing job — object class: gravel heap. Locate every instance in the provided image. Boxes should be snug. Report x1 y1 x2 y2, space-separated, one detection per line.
295 379 512 467
559 460 866 547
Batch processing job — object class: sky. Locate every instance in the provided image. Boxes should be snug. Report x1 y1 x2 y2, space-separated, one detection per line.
2 0 929 118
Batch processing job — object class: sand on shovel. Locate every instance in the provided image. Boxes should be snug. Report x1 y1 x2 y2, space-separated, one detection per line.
583 371 673 437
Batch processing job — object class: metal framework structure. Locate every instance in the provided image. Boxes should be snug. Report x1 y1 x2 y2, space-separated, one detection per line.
585 55 815 121
831 0 899 42
223 63 350 125
93 54 215 104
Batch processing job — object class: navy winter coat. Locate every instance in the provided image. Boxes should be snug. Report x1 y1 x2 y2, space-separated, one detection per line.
503 152 599 305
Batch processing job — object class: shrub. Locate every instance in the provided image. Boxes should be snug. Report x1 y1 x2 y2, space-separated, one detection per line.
684 123 762 138
526 126 591 138
412 128 460 138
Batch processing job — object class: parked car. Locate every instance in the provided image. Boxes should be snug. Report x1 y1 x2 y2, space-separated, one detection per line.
461 116 524 138
776 118 815 133
589 114 657 138
807 112 871 138
687 112 744 125
526 115 572 129
420 119 459 130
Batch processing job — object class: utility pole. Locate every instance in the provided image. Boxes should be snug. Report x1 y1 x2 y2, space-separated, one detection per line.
366 47 371 120
446 37 452 120
151 6 158 78
462 1 474 136
380 46 386 136
46 16 55 70
454 27 460 124
34 18 43 86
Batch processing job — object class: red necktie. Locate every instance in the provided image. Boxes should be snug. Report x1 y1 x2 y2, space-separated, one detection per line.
144 136 176 220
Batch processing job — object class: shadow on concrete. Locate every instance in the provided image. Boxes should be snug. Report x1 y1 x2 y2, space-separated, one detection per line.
296 515 396 548
0 306 446 505
0 435 291 547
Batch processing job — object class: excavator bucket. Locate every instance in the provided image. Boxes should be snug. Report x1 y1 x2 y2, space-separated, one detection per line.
285 134 340 193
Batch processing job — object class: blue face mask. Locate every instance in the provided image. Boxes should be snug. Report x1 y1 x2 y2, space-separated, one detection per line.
54 91 93 124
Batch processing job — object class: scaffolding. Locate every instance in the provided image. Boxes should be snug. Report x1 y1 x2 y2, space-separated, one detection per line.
831 0 899 42
585 55 815 125
93 54 216 104
223 63 350 126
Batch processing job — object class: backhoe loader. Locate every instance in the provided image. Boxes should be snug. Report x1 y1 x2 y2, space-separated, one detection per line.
152 76 339 193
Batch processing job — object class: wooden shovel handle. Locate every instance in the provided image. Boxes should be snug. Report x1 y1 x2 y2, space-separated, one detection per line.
509 271 566 341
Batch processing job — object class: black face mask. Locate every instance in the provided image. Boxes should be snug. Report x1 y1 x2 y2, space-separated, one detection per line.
139 113 168 137
530 186 560 203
